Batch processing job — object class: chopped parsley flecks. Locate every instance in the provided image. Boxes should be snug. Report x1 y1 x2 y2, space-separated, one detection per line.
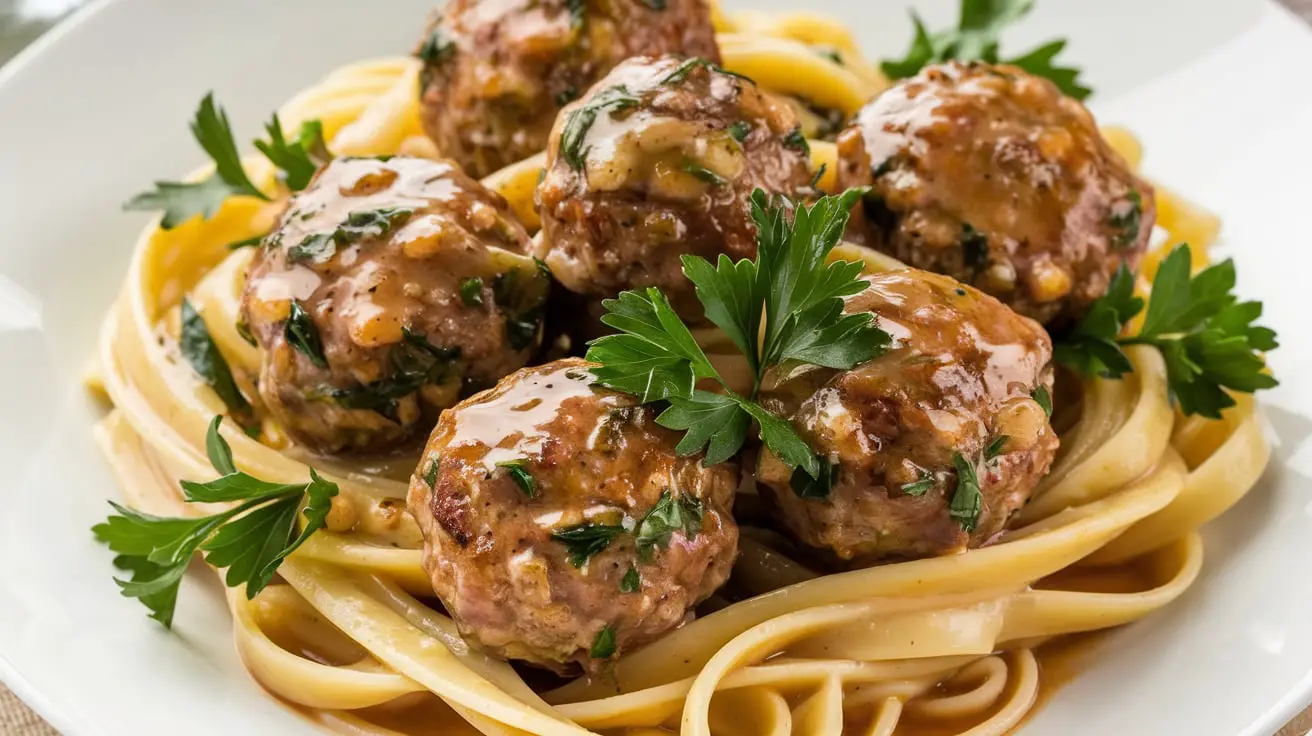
1031 385 1053 417
961 223 989 269
635 490 703 561
460 277 485 307
496 459 538 498
555 85 580 107
287 207 414 264
661 57 753 86
328 327 461 421
560 85 641 170
552 522 625 567
984 435 1009 460
790 457 835 499
900 473 935 496
949 452 982 531
423 454 440 487
590 624 617 659
683 159 726 186
783 128 810 155
285 301 328 369
620 566 640 592
418 27 456 66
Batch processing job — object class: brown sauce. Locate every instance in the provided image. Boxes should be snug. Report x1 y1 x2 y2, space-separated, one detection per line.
350 693 483 736
1013 632 1112 733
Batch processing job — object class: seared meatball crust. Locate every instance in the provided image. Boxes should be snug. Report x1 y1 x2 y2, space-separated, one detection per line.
408 359 739 673
240 156 548 455
757 270 1058 563
535 54 816 317
836 61 1155 327
417 0 721 178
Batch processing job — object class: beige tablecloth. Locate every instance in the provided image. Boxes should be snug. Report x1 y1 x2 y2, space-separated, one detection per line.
3 0 1312 733
0 687 55 736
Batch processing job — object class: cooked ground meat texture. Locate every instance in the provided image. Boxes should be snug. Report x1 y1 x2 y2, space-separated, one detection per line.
535 54 816 318
835 61 1155 327
240 156 548 455
756 269 1058 563
417 0 720 179
407 358 739 673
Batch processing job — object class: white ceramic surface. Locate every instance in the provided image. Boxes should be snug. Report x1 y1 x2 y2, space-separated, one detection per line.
0 0 1310 734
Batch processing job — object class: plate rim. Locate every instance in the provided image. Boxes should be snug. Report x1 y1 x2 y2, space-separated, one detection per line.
0 0 1310 734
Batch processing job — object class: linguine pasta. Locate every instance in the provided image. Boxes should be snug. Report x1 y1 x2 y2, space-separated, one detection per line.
90 10 1270 736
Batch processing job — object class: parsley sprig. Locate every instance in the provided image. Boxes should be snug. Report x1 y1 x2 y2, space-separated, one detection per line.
1054 244 1278 419
585 188 890 489
880 0 1091 100
255 115 329 192
125 94 330 229
93 416 339 627
179 298 250 420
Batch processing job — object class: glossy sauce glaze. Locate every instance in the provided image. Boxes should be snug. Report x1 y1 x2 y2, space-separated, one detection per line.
240 156 548 455
836 62 1155 327
757 269 1058 563
535 54 816 319
407 358 740 673
416 0 720 178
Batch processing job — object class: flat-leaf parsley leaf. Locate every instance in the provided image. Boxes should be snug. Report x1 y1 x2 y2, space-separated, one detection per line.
254 116 330 192
92 416 339 627
179 297 250 418
635 490 703 561
125 93 269 228
126 94 331 228
1054 244 1278 419
949 452 983 531
551 522 625 567
880 0 1091 100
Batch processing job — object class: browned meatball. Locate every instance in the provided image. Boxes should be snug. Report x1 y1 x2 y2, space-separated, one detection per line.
535 55 815 317
417 0 720 178
240 156 549 455
756 269 1058 563
407 358 738 673
835 62 1155 326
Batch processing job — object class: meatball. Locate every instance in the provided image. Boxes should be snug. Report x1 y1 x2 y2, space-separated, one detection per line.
756 269 1058 563
417 0 720 178
240 156 549 455
407 359 739 673
535 55 815 317
835 61 1155 326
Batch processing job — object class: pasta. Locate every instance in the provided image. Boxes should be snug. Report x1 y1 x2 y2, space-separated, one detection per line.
90 8 1271 736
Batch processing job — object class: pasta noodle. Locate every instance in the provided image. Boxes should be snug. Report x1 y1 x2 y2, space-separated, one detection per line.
89 9 1270 736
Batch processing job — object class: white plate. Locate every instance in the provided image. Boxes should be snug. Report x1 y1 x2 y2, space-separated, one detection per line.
1 0 1310 734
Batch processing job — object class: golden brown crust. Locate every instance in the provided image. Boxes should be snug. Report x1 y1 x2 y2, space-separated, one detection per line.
836 61 1155 327
534 54 815 318
757 269 1059 563
240 156 546 455
408 359 739 673
417 0 721 178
